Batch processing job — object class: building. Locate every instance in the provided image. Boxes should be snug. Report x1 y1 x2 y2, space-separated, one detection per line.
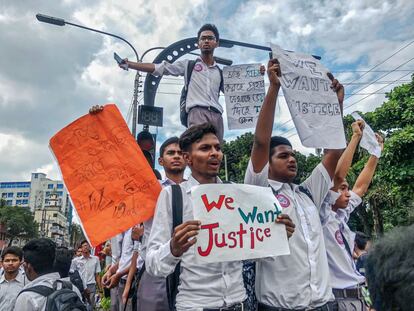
0 173 73 246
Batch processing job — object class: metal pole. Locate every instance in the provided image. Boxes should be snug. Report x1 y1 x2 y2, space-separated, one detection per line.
224 154 229 182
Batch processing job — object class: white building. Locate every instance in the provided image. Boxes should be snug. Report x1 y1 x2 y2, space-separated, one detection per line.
0 173 73 246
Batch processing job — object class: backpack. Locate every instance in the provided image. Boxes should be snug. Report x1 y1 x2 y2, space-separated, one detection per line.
179 60 224 127
18 280 87 311
69 270 84 294
166 184 183 311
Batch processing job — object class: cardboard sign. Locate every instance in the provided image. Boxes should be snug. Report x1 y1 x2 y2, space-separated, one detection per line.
191 184 290 263
223 64 265 130
351 112 381 158
271 44 346 149
50 104 161 246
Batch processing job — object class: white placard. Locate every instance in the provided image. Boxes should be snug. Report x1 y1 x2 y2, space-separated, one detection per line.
223 64 265 130
271 44 346 149
191 184 290 263
351 112 381 158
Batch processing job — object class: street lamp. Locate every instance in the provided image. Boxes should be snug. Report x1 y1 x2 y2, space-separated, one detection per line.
36 13 141 137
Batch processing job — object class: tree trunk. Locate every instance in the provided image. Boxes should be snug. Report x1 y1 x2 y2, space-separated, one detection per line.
371 198 384 238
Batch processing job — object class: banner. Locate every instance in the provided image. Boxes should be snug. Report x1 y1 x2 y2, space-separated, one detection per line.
50 104 161 246
351 112 381 158
191 184 290 263
271 44 346 149
223 64 265 130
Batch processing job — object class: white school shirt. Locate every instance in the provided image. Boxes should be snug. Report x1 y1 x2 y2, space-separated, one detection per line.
70 255 101 287
146 175 246 311
153 58 223 113
320 190 365 289
13 272 61 311
0 269 27 310
244 160 334 309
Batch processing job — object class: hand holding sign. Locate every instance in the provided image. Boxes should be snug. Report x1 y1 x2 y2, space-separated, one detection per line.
351 112 382 158
170 220 201 257
267 58 281 88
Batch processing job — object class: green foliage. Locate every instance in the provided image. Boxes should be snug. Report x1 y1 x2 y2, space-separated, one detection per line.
218 75 414 237
0 203 38 245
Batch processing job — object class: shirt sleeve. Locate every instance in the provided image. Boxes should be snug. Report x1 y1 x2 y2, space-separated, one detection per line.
337 190 362 223
95 257 102 274
300 163 332 210
152 59 187 77
244 158 269 187
145 187 181 277
13 292 38 311
319 190 340 223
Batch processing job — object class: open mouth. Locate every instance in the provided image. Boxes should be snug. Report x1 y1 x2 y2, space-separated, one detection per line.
287 165 297 172
207 160 220 169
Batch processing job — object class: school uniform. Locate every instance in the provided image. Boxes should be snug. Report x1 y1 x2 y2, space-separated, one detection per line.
13 272 61 311
146 175 246 311
0 269 27 310
320 190 366 310
136 178 175 311
71 254 101 309
244 160 336 310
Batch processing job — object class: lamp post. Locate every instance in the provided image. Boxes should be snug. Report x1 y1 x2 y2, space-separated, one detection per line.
36 13 141 137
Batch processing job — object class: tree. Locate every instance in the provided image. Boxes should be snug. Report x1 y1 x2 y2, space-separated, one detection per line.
70 223 86 248
0 203 38 246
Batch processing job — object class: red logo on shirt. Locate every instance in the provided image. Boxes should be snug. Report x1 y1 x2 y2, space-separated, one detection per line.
276 194 290 208
194 63 203 72
335 230 345 245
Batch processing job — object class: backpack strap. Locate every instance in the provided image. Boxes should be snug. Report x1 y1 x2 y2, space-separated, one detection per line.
218 67 224 94
184 60 197 91
18 285 54 298
53 279 73 290
166 184 183 311
298 185 314 203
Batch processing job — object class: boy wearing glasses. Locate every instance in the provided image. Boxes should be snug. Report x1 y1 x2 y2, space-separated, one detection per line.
122 24 226 141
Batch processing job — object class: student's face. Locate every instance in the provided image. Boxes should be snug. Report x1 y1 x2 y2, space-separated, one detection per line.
75 249 82 257
333 181 351 209
2 254 21 274
22 259 36 281
269 145 297 183
185 133 222 179
81 243 90 254
198 30 218 54
158 143 186 174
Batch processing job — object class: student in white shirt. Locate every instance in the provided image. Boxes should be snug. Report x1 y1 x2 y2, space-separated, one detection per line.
14 238 61 311
320 120 384 310
244 59 344 310
71 240 101 309
120 24 226 141
124 136 186 311
146 123 295 311
0 246 27 310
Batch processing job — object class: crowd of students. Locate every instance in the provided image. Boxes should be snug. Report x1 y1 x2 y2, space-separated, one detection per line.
0 23 412 311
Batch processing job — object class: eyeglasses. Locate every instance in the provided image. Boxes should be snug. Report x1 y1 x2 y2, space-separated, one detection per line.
199 36 216 42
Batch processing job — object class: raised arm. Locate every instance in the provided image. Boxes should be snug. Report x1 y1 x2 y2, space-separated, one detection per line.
124 60 156 73
332 120 364 191
321 74 345 179
250 59 281 173
352 133 384 197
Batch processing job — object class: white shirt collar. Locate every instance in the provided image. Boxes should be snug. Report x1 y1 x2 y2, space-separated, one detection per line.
185 175 222 194
196 56 218 68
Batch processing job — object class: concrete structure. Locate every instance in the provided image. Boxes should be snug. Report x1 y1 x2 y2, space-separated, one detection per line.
0 173 73 246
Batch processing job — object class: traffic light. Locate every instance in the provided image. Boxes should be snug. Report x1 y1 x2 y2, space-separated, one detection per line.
137 130 156 168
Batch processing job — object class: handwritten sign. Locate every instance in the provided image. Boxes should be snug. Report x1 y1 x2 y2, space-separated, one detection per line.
191 184 290 263
271 44 346 149
50 104 161 246
223 64 265 130
351 112 381 158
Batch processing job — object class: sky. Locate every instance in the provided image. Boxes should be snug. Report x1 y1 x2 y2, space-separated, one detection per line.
1 0 414 182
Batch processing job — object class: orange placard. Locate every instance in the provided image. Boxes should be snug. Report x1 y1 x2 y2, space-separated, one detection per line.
50 104 161 246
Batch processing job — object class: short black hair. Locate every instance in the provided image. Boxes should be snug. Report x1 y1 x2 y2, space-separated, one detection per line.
1 246 23 261
23 238 56 275
159 137 179 157
80 240 89 247
355 231 370 250
197 24 219 41
143 150 154 167
179 123 218 152
54 247 74 278
269 136 292 159
365 225 414 311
